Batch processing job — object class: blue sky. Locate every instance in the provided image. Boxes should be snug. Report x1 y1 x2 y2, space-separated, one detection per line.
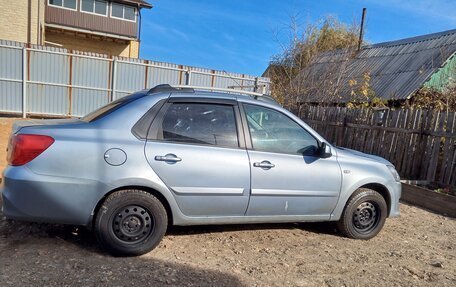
139 0 456 76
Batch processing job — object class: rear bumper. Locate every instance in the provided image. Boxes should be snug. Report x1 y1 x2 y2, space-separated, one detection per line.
1 166 108 226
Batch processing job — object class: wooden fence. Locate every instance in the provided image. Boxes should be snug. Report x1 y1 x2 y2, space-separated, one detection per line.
298 106 456 186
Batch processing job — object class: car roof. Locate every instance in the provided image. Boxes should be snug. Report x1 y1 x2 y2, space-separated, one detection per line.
145 84 279 107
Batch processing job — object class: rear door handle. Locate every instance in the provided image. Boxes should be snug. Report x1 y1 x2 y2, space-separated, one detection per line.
253 161 275 169
155 154 182 163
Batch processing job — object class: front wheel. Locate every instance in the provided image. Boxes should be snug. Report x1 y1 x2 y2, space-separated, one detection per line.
94 189 168 256
337 188 387 240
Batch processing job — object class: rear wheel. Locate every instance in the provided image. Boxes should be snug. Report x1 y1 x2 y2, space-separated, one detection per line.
94 189 167 256
337 188 387 240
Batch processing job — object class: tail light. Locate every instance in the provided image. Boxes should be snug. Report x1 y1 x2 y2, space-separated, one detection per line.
7 134 55 166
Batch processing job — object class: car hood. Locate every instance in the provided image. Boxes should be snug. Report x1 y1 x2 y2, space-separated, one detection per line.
335 147 392 166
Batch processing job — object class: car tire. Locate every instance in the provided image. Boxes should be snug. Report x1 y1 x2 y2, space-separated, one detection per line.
94 189 167 256
337 188 387 240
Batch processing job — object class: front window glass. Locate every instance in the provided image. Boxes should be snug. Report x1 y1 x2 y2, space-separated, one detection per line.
159 103 239 148
244 104 318 155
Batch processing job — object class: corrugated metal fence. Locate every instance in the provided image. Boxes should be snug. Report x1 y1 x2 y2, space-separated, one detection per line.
0 40 270 117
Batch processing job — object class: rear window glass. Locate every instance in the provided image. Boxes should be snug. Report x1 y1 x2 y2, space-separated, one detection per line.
82 92 146 122
158 103 239 148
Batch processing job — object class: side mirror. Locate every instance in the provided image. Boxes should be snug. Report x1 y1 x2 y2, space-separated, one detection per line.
319 142 332 158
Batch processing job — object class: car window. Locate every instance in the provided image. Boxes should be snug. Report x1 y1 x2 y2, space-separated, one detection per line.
244 104 318 155
158 103 239 148
82 92 146 122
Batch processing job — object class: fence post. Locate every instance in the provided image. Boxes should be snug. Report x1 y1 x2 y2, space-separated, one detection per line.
186 69 192 85
341 112 348 146
253 77 259 92
110 58 117 102
22 47 27 118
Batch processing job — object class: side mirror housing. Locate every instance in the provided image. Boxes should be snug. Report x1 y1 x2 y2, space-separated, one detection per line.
319 142 332 158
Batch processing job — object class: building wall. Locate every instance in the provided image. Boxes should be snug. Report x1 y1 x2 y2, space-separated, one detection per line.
424 52 456 91
45 3 137 38
45 30 139 58
0 0 45 44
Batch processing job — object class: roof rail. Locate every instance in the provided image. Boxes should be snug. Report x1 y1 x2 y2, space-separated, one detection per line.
147 84 193 94
147 84 278 105
172 85 265 97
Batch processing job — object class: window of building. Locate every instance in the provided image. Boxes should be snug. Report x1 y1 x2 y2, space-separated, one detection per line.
158 103 239 148
48 0 77 10
81 0 108 16
111 2 137 22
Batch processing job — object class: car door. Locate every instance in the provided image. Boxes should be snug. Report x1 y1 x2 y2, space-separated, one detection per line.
241 103 342 218
145 97 251 217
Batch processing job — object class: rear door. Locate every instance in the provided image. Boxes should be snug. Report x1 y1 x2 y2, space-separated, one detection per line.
145 97 251 217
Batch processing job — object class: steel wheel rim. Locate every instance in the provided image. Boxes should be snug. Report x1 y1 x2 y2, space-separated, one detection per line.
352 201 380 234
112 205 154 243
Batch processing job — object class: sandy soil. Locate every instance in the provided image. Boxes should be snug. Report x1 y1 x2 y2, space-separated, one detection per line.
0 117 455 286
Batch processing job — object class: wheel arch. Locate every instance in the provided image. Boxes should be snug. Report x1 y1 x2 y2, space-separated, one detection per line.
359 183 391 216
91 185 174 229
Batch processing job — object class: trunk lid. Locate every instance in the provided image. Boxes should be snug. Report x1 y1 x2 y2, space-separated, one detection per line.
12 118 84 134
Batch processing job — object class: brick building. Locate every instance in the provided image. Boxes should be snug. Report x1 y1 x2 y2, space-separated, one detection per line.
0 0 152 58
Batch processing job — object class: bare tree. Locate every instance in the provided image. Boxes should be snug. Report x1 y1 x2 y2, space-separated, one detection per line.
268 15 360 108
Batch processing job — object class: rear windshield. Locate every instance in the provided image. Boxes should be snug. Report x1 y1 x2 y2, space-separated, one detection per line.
82 92 147 122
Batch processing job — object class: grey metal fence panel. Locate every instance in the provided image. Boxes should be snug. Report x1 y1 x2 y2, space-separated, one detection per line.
27 84 69 115
147 61 182 87
71 56 111 116
0 81 22 113
116 60 146 97
0 43 23 113
0 40 270 117
28 49 70 115
72 88 109 117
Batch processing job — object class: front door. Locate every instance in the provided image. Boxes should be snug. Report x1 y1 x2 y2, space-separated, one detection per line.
145 99 250 217
242 103 342 218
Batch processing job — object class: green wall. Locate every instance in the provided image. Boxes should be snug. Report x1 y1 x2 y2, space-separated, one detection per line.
424 52 456 91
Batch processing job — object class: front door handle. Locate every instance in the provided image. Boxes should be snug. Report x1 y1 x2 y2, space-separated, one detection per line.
253 160 275 169
155 154 182 163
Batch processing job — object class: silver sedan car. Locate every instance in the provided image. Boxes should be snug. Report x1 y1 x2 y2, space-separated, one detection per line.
1 84 401 256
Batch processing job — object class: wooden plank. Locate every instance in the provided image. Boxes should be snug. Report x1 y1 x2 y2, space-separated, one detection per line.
403 109 419 177
440 112 454 184
401 183 456 218
427 112 445 181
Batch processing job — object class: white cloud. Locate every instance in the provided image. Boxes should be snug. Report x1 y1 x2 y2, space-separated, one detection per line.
143 21 191 42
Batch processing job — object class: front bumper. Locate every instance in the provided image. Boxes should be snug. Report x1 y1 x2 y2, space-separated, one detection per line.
1 166 108 226
388 180 401 217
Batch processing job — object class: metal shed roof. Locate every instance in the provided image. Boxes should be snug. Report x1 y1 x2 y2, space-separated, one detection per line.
296 28 456 103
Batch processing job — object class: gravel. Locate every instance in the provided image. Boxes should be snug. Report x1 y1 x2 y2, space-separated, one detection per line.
0 117 455 286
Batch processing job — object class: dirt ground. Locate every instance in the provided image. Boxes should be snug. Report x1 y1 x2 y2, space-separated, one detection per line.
0 117 455 286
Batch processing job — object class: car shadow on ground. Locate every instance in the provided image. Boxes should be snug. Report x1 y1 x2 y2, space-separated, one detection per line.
167 221 340 237
0 217 246 286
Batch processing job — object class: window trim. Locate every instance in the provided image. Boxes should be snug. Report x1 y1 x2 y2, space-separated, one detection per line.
80 0 108 17
48 0 78 11
147 100 245 149
110 2 137 22
240 103 321 156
